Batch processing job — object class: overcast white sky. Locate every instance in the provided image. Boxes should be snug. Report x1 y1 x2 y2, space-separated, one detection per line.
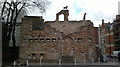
0 0 120 27
37 0 119 27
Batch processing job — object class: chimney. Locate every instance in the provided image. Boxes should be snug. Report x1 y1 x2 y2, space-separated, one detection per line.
102 19 104 24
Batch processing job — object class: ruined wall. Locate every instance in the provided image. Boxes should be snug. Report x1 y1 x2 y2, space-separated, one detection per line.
19 10 97 63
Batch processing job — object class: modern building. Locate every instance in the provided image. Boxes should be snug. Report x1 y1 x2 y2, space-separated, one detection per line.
2 10 24 64
118 1 120 14
113 15 120 50
19 9 97 63
0 19 2 67
9 23 21 46
2 22 21 63
99 19 115 56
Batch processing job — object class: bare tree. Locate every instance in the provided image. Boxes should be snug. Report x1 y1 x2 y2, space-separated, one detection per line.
1 0 50 62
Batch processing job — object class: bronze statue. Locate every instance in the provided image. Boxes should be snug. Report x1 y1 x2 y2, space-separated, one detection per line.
83 13 87 20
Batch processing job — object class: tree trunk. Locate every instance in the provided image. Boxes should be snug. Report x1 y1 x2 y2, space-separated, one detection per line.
0 2 6 20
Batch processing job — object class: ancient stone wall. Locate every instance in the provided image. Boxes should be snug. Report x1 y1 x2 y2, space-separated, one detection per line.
19 10 97 63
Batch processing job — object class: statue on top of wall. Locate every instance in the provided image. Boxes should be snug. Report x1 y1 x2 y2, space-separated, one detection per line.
63 6 68 10
83 13 87 20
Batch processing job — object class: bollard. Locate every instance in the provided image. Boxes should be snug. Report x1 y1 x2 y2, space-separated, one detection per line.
40 58 42 65
26 60 28 66
92 57 94 63
74 58 76 65
98 57 100 63
84 58 86 63
59 59 61 65
40 56 43 65
13 61 16 66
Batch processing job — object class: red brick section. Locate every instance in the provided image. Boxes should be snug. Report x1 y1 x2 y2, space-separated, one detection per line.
72 23 96 63
99 21 115 56
94 27 99 44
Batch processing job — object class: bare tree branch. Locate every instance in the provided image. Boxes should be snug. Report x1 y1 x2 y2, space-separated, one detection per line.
1 0 50 62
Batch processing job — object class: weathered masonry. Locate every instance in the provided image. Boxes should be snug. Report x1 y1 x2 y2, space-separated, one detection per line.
19 9 97 63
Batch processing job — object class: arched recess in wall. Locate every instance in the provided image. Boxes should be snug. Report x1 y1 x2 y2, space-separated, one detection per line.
59 14 64 21
62 36 74 56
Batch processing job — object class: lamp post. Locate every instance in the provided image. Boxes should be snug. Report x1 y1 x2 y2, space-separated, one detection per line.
13 61 16 66
98 25 104 62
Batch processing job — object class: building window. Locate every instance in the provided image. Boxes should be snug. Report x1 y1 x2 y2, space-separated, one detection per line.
40 53 44 56
35 33 37 34
32 53 36 59
40 38 44 42
25 33 27 35
102 28 105 32
46 38 50 42
29 31 31 32
32 53 36 56
89 38 92 42
78 38 82 42
32 21 44 30
34 39 38 41
102 39 106 43
29 39 33 41
52 38 56 42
